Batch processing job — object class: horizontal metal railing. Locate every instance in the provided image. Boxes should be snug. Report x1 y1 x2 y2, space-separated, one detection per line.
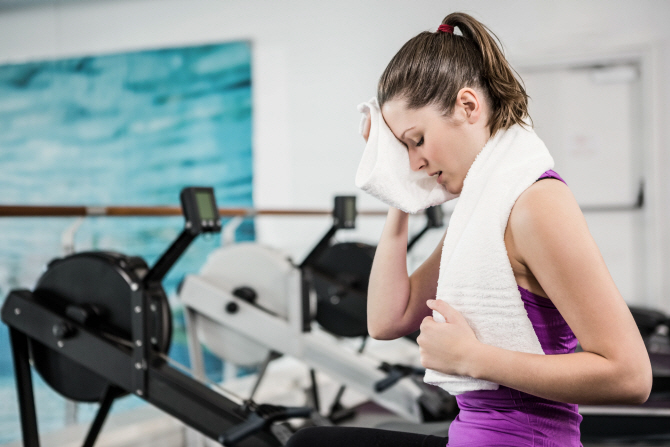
0 205 390 218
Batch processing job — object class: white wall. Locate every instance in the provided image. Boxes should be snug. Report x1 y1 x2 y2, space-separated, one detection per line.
1 0 669 309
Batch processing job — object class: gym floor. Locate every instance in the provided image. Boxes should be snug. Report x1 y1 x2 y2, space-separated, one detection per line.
2 400 667 447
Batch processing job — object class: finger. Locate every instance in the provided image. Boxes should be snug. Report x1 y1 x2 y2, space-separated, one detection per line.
427 299 464 324
426 299 448 323
420 315 434 330
363 115 371 141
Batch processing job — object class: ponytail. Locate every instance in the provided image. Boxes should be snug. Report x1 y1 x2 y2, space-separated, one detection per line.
378 12 531 136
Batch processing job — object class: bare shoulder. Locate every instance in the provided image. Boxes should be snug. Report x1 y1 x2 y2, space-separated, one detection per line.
508 179 589 253
508 178 584 240
507 177 597 277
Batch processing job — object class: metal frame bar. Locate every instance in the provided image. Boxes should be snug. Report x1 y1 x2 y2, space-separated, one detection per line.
2 290 280 447
82 386 118 447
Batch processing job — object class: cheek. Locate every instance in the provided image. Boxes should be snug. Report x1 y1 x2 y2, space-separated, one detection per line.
444 146 468 174
425 143 445 164
432 147 454 172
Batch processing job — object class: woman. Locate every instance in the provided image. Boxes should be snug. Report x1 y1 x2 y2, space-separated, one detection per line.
287 12 651 446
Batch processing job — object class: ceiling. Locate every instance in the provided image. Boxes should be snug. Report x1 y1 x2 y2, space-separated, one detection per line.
0 0 109 10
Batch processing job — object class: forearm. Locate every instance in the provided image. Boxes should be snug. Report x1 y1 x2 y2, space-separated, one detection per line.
467 344 651 405
367 208 411 338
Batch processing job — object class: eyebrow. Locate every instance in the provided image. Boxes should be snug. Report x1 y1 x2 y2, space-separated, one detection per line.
400 126 415 140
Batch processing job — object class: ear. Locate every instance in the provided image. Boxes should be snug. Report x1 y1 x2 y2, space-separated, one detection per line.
455 88 483 124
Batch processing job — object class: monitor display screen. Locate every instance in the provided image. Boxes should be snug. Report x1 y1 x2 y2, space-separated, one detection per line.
344 198 356 221
196 191 216 220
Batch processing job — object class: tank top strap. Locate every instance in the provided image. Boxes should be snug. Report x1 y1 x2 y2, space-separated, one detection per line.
537 169 566 185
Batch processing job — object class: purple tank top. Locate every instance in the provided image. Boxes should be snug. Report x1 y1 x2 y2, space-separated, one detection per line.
446 170 583 447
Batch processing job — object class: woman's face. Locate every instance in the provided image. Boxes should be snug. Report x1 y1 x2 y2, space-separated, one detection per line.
381 91 490 195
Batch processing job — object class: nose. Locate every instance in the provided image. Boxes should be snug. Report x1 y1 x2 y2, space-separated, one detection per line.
407 148 426 172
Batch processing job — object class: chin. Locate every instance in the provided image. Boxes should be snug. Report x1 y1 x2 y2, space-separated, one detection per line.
444 183 462 195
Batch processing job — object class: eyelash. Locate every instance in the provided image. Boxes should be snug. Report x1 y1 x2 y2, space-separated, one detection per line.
402 137 424 150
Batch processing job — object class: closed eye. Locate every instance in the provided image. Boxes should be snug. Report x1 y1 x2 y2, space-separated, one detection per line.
416 137 424 147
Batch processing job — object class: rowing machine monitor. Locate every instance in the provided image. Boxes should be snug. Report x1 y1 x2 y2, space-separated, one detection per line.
182 186 222 235
333 196 356 229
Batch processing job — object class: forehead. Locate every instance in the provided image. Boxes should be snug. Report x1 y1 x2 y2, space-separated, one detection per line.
381 98 441 139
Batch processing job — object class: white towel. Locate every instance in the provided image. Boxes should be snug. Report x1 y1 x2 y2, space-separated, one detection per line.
355 97 458 213
423 123 553 395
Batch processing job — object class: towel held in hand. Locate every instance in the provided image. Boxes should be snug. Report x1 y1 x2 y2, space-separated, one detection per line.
355 97 457 214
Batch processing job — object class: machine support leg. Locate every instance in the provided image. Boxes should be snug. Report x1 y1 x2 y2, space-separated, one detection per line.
309 369 320 413
9 328 40 447
329 385 346 415
247 351 279 407
328 336 367 422
82 386 117 447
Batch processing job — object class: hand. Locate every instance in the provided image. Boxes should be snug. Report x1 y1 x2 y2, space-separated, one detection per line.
362 113 371 142
417 299 480 377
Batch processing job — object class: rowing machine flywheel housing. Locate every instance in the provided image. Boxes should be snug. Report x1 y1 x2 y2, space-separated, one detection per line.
31 251 172 402
312 242 375 338
189 242 296 367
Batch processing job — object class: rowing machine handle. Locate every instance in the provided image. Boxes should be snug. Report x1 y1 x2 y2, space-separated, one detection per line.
219 405 312 446
374 362 426 393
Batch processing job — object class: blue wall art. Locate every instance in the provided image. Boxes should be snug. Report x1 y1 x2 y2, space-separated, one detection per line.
0 41 253 443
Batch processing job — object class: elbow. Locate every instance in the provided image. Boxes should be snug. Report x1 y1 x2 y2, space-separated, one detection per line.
368 329 392 341
367 323 397 341
367 317 402 341
617 360 653 405
621 375 652 405
629 369 653 405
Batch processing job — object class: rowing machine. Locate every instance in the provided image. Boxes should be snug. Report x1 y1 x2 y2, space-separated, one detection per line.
3 187 310 447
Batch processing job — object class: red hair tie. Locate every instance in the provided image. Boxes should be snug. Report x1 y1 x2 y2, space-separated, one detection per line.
438 24 454 34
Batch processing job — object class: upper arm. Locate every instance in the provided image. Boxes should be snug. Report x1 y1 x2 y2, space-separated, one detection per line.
509 180 651 381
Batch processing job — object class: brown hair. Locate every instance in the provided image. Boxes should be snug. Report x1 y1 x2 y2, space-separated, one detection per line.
377 12 530 137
